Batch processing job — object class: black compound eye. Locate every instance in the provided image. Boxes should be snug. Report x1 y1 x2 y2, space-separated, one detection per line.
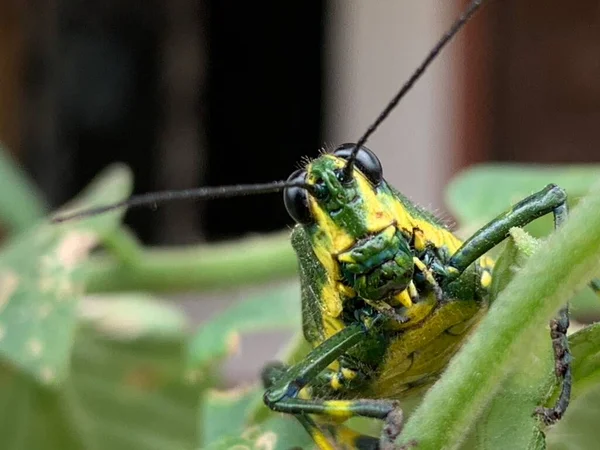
283 169 313 225
333 143 383 185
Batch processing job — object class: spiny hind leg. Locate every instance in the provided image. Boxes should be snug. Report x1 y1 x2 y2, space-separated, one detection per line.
262 362 408 449
441 184 585 424
283 398 405 450
535 305 571 424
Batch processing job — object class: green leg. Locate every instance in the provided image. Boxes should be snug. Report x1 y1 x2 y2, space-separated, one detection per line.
445 184 568 278
442 183 576 424
262 321 368 403
261 315 407 449
270 398 403 450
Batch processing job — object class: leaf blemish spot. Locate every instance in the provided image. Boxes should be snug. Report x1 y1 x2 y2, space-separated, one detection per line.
38 303 52 319
0 271 19 313
226 331 241 355
41 367 55 384
28 339 43 357
56 231 99 270
255 431 277 450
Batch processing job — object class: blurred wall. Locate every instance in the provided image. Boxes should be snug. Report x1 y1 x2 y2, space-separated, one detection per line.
325 0 455 215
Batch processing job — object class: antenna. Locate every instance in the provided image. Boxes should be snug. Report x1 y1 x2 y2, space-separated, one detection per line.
342 0 487 181
51 180 310 223
52 0 489 223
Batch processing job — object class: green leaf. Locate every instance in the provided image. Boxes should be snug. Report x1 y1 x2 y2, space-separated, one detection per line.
78 293 188 341
200 385 310 450
546 381 600 450
0 144 46 234
186 282 301 371
545 322 600 449
200 385 263 447
398 180 600 449
489 227 540 303
446 164 600 232
0 294 202 450
542 322 600 419
83 231 297 294
0 165 132 385
471 227 550 450
447 165 600 322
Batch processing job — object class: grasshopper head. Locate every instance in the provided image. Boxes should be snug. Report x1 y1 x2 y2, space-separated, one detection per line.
284 144 414 302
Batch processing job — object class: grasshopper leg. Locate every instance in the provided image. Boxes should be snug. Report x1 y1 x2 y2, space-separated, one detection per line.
441 184 586 424
261 317 411 449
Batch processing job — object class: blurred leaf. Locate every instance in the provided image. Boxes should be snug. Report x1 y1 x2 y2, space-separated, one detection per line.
0 165 132 385
547 378 600 450
489 227 540 304
201 385 310 450
186 283 301 371
542 322 600 417
0 295 202 450
0 144 46 234
545 324 600 450
471 228 550 450
569 323 600 395
200 385 262 446
446 165 600 232
447 164 600 322
78 293 188 341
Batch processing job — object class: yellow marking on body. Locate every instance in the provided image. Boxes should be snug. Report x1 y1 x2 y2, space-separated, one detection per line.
336 252 354 263
322 314 344 340
312 432 337 450
299 387 312 400
321 283 343 318
308 156 395 255
337 283 355 298
447 266 460 278
323 400 353 418
480 271 492 289
384 193 463 254
333 426 367 449
353 167 396 234
341 368 356 380
413 257 438 287
308 183 355 257
413 228 427 251
372 296 486 399
481 256 495 270
394 289 413 308
312 232 345 282
392 295 438 330
408 281 418 300
328 360 340 372
330 375 342 390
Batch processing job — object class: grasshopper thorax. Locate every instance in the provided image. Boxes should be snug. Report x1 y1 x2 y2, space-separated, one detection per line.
284 144 415 305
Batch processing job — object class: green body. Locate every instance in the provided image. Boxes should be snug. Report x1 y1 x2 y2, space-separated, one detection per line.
263 152 575 450
291 183 490 401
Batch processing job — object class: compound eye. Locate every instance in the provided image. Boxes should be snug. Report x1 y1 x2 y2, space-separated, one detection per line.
283 169 313 225
333 143 383 185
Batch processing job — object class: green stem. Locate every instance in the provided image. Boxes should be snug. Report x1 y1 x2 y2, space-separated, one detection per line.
101 226 143 265
83 231 297 293
398 181 600 449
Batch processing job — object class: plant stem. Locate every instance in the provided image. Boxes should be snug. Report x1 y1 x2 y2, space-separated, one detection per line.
398 182 600 449
82 231 297 293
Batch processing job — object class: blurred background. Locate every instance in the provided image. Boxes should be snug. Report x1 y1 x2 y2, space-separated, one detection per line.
1 0 600 382
1 0 598 246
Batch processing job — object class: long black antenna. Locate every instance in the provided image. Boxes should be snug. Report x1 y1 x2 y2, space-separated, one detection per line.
51 180 310 223
54 0 488 223
342 0 487 181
